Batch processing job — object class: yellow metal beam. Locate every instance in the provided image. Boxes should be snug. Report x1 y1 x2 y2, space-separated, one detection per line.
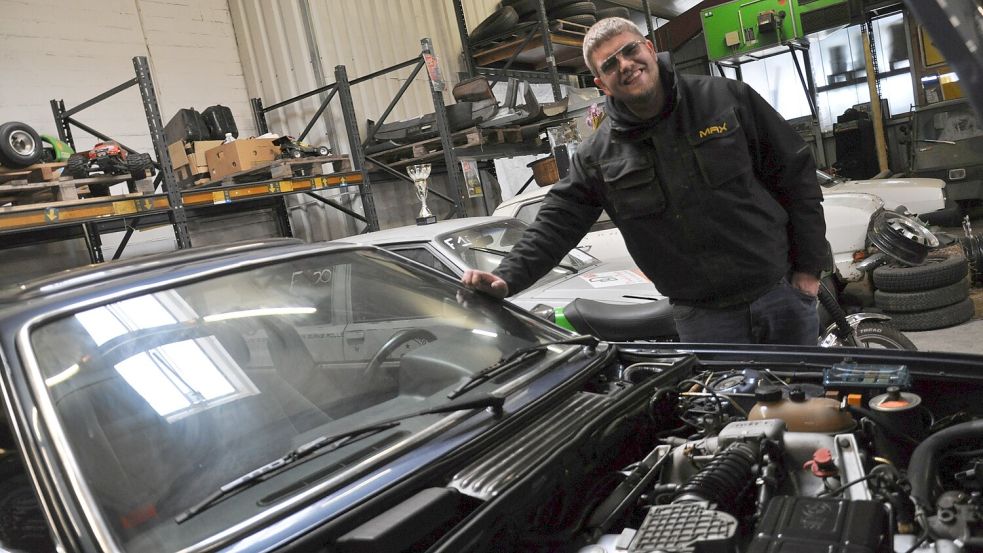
0 171 364 233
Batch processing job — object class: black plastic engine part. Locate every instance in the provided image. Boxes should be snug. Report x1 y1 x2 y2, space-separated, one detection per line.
910 419 983 512
747 496 889 553
335 488 467 553
674 442 756 514
628 503 738 553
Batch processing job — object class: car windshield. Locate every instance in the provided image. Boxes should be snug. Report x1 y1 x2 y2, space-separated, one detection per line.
28 248 565 551
437 219 598 278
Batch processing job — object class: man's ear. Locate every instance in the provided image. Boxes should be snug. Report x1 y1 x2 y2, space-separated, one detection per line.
593 76 609 95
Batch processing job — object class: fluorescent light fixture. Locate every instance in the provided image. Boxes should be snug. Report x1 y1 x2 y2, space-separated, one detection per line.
45 364 80 387
203 307 316 322
471 329 498 338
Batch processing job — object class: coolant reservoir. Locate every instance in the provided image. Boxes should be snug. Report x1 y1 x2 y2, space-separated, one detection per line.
748 386 854 433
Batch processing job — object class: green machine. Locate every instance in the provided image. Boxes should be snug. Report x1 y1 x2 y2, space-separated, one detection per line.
702 0 861 62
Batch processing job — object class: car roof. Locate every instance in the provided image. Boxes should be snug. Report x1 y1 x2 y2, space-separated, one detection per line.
342 216 513 246
0 238 306 303
496 186 550 211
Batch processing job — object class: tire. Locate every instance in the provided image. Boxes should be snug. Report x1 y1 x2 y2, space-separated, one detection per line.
597 6 631 20
0 121 43 168
872 255 969 292
852 321 918 350
470 6 519 42
126 152 154 180
64 153 89 179
549 1 596 19
874 279 970 312
563 14 596 26
508 0 540 17
883 297 976 331
545 0 582 9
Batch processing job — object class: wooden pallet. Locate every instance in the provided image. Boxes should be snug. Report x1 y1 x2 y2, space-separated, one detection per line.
0 174 152 206
471 19 590 71
199 154 353 187
366 126 523 167
0 162 66 185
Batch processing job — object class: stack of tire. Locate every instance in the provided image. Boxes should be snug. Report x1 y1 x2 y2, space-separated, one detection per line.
472 1 627 43
872 255 975 331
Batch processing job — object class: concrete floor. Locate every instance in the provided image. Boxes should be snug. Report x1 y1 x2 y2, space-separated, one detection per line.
907 318 983 354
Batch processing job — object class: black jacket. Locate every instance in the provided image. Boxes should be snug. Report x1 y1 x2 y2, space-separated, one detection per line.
494 54 827 308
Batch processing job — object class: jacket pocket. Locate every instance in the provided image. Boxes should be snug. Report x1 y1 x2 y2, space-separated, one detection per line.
602 160 665 219
688 107 752 188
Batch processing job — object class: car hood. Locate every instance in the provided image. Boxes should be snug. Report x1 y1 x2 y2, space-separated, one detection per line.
825 177 945 214
511 257 663 309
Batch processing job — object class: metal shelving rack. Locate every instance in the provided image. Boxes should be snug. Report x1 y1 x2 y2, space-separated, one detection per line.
48 56 188 262
14 55 365 262
251 38 473 226
453 0 660 97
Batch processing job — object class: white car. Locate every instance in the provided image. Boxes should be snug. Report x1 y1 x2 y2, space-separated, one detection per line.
337 217 665 308
494 172 947 282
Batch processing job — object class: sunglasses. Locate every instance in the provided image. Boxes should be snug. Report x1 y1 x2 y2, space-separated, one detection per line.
599 40 645 75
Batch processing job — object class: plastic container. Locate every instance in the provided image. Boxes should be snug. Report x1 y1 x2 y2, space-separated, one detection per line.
748 386 854 433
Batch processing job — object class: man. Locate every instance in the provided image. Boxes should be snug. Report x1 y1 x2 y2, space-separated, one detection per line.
462 17 827 345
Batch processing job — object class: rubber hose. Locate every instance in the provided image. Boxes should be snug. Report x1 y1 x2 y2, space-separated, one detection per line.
908 419 983 512
818 285 852 339
674 442 757 513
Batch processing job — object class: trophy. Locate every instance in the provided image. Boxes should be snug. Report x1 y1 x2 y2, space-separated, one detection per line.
407 163 437 225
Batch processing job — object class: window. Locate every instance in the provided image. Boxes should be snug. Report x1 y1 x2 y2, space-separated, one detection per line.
394 247 455 276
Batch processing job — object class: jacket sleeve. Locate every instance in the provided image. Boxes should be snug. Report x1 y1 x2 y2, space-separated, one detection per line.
741 84 828 276
493 152 604 295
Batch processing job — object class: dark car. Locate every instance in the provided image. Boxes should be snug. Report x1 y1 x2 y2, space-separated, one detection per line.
1 238 983 552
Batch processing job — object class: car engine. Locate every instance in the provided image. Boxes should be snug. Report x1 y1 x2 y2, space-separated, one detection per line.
567 356 983 553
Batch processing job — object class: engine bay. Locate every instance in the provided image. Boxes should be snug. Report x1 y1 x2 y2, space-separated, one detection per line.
348 346 983 553
573 349 983 553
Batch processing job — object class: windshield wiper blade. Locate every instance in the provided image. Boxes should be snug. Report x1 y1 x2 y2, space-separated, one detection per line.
175 393 506 524
447 335 599 400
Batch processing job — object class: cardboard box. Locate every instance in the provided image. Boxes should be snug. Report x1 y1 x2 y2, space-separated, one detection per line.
167 140 222 173
205 138 278 181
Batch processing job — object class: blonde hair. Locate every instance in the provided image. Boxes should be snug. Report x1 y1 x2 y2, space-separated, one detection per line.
582 17 645 76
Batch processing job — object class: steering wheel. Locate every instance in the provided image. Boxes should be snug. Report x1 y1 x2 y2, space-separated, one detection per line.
364 328 438 380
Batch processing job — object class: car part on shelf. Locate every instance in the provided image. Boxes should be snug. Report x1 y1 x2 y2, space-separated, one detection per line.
0 121 43 168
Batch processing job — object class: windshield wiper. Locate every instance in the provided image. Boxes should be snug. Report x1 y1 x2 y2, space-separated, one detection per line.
447 335 599 400
175 393 506 524
469 246 579 273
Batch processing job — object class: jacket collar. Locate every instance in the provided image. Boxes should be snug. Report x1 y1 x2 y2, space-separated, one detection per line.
606 52 677 141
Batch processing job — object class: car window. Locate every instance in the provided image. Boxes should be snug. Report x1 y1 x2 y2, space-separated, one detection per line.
437 219 598 276
393 247 455 276
515 202 541 225
27 249 563 551
513 199 614 233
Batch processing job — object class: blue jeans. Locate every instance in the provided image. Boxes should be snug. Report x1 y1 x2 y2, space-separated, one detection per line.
672 278 819 345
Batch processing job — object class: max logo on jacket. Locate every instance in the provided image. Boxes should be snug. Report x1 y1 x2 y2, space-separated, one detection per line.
698 122 728 139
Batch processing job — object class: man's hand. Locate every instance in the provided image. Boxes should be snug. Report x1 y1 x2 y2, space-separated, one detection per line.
461 270 509 299
791 271 820 297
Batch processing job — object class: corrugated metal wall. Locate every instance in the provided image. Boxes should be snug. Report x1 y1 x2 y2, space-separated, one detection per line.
228 0 497 241
228 0 497 156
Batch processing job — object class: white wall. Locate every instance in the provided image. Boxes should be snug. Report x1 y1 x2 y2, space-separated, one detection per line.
0 0 256 262
0 0 255 153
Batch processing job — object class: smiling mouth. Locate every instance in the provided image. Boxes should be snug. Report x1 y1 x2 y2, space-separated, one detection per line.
622 68 643 85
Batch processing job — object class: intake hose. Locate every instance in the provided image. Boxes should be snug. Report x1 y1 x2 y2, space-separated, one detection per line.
909 419 983 512
674 442 757 514
817 284 853 340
